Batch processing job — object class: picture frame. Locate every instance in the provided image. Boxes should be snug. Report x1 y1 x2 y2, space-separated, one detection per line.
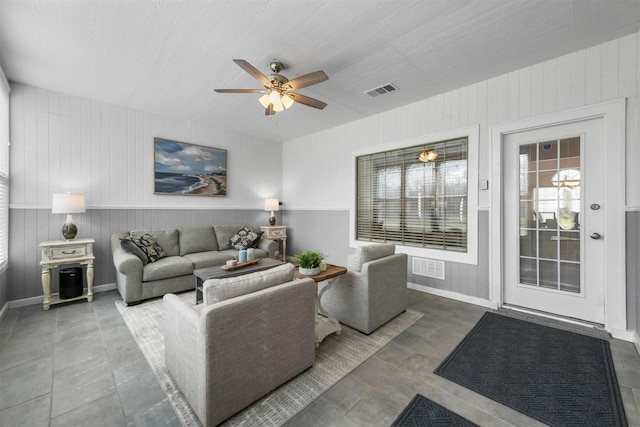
154 137 227 196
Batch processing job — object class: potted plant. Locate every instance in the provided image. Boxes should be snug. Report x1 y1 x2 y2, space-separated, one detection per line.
294 250 324 276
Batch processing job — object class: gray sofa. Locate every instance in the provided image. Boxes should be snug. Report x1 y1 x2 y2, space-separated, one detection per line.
319 243 407 334
111 224 278 305
164 263 316 426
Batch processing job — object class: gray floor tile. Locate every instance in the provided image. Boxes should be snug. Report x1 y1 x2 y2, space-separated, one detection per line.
51 353 116 417
0 394 51 427
0 355 52 411
50 392 126 427
125 399 181 427
1 288 639 427
345 389 406 427
116 370 167 418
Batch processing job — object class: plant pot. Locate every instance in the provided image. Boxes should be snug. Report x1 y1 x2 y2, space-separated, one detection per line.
299 266 321 276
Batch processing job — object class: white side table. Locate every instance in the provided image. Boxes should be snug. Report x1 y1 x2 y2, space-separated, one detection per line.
260 226 287 262
40 238 95 311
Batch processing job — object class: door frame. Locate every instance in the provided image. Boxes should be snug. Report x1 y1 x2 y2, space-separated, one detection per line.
489 99 627 338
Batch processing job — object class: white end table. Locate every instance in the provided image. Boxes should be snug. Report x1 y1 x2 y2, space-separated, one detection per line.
40 238 95 310
260 225 287 261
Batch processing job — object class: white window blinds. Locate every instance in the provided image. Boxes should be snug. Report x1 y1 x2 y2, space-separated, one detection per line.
356 138 468 252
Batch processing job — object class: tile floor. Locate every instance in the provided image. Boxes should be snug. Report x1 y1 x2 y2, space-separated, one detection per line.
1 289 639 426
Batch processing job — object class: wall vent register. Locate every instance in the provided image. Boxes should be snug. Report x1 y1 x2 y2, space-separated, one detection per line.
412 257 445 280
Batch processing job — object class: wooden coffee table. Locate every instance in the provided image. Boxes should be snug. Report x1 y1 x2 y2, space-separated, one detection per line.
194 258 284 304
295 264 347 346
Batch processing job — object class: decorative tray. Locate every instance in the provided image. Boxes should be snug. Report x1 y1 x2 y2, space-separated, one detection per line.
221 258 261 271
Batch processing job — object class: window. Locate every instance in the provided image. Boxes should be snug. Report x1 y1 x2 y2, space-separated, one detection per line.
351 126 478 265
357 137 468 251
0 69 9 271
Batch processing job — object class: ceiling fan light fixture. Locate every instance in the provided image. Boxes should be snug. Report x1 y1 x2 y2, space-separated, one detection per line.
419 149 438 163
281 94 294 109
272 98 284 112
269 90 281 104
258 94 270 108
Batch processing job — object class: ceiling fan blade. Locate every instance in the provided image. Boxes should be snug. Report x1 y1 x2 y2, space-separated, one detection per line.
233 59 272 87
285 71 328 90
265 104 276 115
214 89 264 93
289 93 327 110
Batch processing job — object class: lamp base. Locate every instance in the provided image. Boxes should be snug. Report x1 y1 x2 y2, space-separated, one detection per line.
62 222 78 240
269 216 276 226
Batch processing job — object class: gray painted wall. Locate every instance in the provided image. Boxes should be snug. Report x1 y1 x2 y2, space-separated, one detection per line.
285 209 491 301
8 208 278 301
628 211 640 334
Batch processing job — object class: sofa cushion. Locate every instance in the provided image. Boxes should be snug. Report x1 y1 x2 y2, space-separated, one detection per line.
203 263 296 305
132 228 180 256
179 227 219 255
213 224 245 250
121 234 167 264
142 256 194 282
348 243 396 272
183 251 235 269
229 226 261 250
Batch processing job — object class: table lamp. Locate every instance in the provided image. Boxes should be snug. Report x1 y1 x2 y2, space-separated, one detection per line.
52 193 86 240
264 198 279 226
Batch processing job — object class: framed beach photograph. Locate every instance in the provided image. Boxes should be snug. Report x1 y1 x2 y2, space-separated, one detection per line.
154 137 227 196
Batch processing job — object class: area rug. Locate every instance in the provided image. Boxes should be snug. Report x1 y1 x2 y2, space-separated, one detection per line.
434 312 628 427
391 394 479 427
116 292 423 426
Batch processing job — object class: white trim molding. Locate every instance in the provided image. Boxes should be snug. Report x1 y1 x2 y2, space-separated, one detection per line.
6 282 116 309
408 282 498 310
350 125 480 265
489 99 627 339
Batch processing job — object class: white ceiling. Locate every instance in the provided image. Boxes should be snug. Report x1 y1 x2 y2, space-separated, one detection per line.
1 0 640 143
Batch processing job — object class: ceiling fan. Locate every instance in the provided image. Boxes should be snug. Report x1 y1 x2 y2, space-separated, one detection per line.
214 59 328 115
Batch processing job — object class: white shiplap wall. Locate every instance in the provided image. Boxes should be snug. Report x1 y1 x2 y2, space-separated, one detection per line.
281 32 640 315
283 32 640 209
9 83 283 209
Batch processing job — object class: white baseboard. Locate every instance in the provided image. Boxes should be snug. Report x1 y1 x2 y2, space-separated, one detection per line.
633 331 640 356
6 283 117 309
408 282 499 310
0 301 8 324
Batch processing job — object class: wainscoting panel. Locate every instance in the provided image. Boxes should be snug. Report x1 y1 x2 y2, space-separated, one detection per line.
627 210 640 333
8 208 270 301
285 209 490 301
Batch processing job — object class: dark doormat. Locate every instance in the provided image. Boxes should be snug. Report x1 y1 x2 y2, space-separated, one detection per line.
434 312 628 427
391 394 479 427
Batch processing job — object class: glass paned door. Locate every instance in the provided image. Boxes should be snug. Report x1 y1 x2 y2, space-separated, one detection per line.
503 118 605 324
519 137 581 293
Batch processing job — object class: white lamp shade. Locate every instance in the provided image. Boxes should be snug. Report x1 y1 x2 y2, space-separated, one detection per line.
258 94 270 108
281 94 294 109
52 193 86 214
264 198 279 212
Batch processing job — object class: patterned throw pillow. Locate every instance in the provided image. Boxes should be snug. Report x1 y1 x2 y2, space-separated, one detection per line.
120 234 167 264
229 226 261 250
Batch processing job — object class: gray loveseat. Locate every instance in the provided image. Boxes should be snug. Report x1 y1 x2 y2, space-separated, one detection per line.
111 224 277 305
164 263 316 426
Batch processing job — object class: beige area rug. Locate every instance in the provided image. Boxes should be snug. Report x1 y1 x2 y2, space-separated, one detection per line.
116 291 423 426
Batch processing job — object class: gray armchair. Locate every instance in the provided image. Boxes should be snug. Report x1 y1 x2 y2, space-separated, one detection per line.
319 244 407 334
163 263 316 426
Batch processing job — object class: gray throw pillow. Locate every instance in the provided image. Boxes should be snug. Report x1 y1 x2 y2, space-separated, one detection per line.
229 226 261 250
121 234 167 264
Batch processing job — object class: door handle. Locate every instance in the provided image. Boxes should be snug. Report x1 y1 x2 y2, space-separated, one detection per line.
590 232 602 240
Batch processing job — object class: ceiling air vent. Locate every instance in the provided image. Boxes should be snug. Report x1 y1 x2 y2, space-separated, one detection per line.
412 257 445 280
364 83 399 98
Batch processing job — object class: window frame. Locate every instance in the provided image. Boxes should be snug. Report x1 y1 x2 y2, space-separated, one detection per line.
0 67 9 274
350 126 479 265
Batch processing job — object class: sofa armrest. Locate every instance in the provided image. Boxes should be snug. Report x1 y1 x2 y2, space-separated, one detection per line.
112 246 143 276
256 237 278 259
163 294 207 421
